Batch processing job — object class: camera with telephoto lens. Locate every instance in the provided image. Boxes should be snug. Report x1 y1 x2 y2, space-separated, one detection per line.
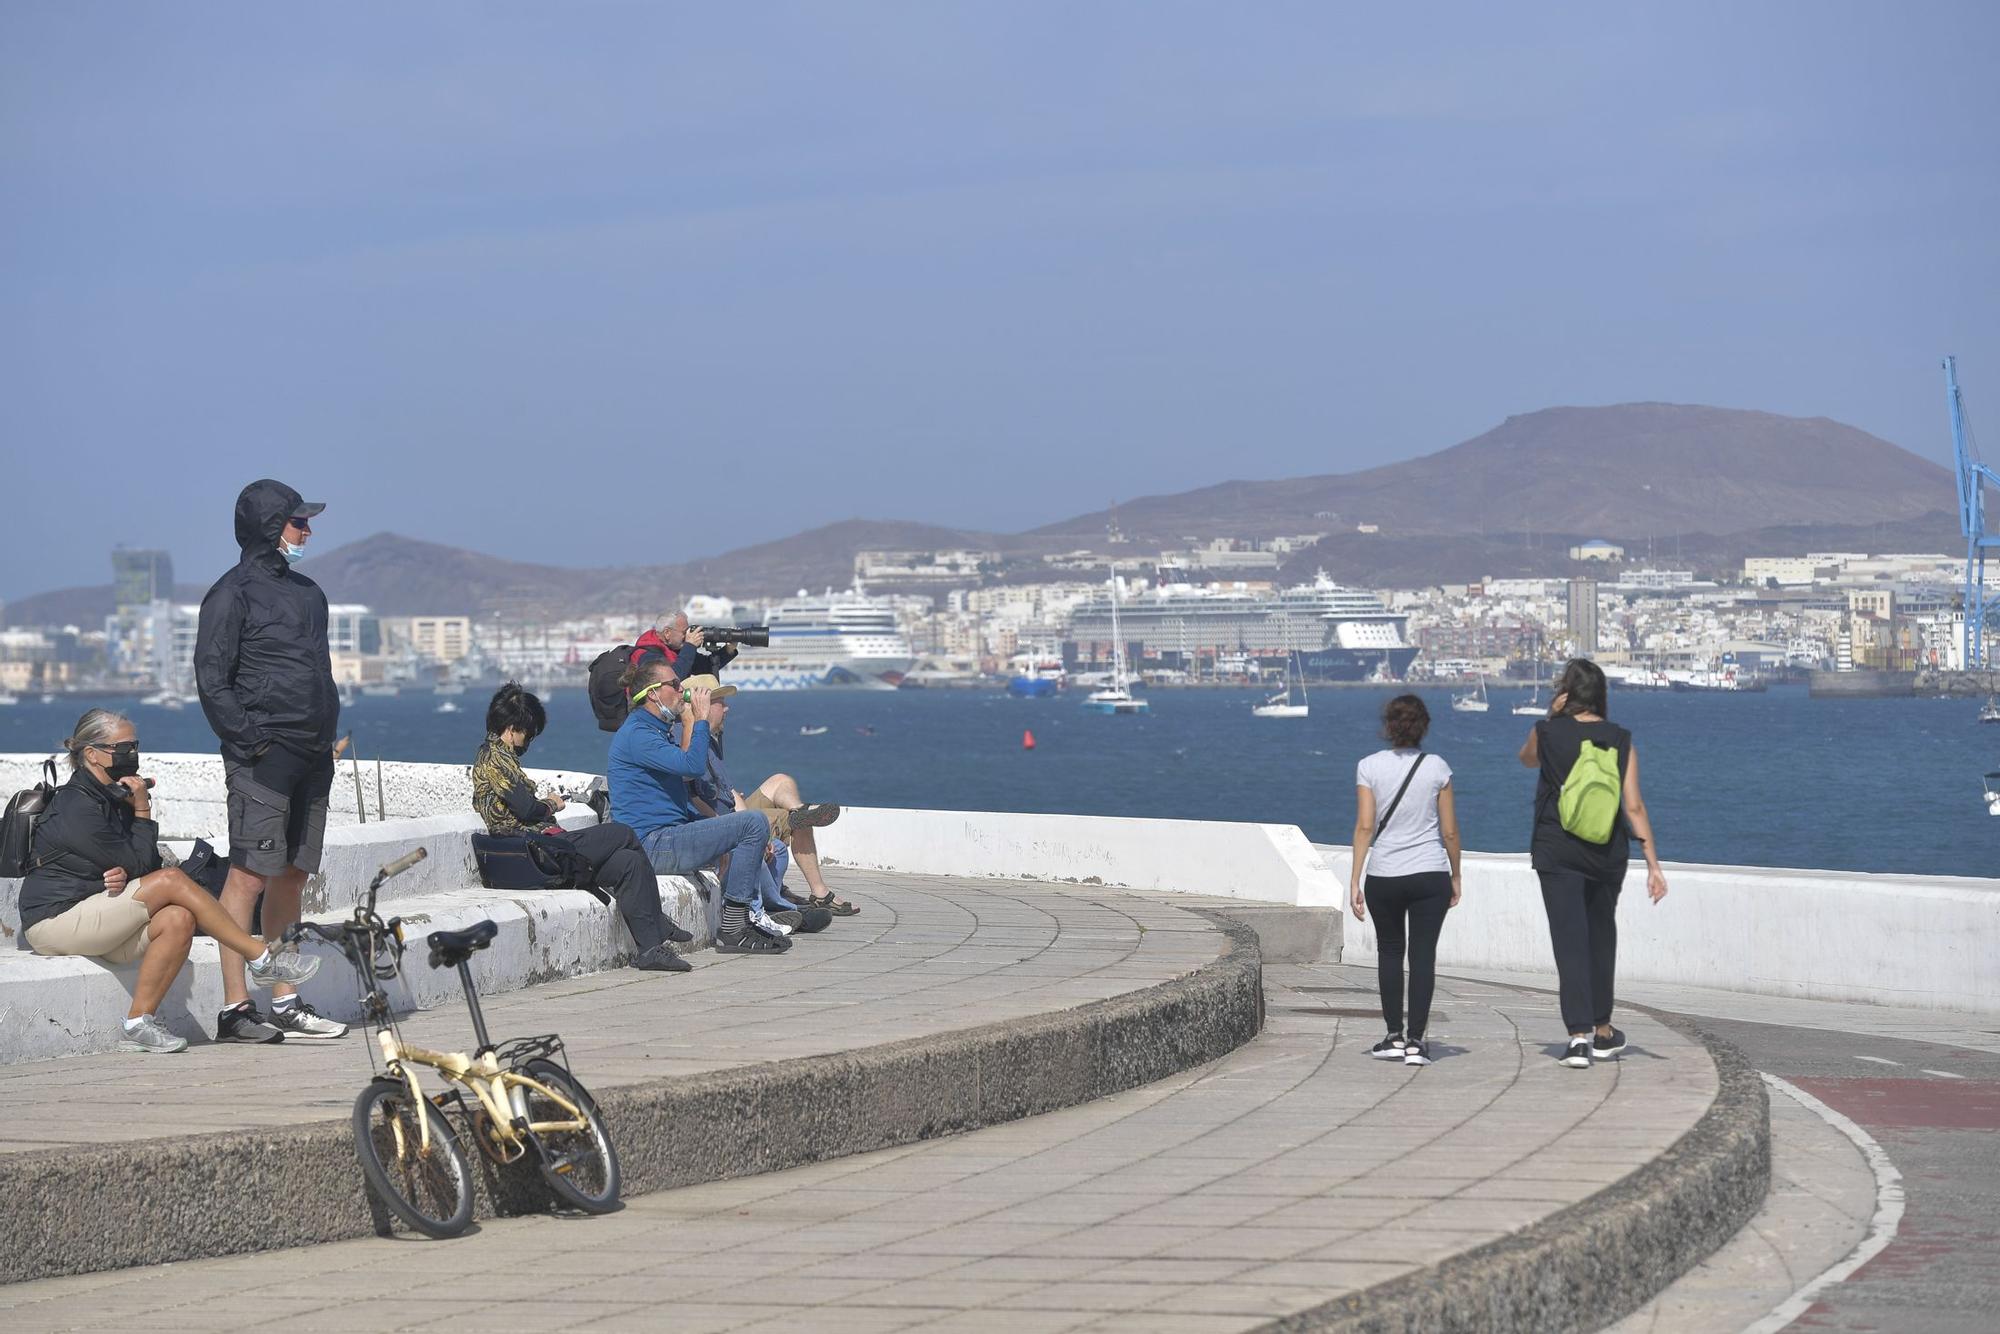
694 625 769 649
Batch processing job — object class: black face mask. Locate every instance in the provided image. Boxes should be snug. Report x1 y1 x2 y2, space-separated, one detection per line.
512 734 533 757
105 742 141 780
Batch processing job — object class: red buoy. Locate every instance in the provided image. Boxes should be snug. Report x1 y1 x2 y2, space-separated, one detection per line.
1022 729 1037 750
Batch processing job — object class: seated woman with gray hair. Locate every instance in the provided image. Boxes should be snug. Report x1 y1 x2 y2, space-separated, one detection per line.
18 708 322 1053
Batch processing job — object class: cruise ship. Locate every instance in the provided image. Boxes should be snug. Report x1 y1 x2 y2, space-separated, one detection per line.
1069 572 1418 681
721 589 917 691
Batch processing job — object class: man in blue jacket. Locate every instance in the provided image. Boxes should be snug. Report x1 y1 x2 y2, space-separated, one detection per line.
193 479 348 1043
608 657 786 954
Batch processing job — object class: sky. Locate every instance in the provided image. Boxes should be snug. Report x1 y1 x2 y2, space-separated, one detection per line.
3 2 1997 598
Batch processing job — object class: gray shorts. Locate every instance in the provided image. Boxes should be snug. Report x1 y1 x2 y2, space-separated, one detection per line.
223 750 334 877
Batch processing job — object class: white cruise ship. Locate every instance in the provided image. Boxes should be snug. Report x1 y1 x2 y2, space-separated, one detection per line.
724 589 917 691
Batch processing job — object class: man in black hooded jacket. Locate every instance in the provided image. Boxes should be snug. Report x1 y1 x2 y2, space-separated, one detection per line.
193 479 348 1044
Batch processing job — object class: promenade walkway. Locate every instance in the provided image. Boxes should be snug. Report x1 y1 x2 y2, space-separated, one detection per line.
0 926 1737 1331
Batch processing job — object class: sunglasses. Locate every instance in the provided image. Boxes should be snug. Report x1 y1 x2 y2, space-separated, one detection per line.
286 516 312 533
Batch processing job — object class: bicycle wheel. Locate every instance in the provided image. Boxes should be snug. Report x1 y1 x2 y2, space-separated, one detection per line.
352 1078 474 1238
520 1058 621 1213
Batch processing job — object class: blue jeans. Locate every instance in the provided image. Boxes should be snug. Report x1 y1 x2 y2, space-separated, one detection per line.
641 810 772 907
759 842 792 912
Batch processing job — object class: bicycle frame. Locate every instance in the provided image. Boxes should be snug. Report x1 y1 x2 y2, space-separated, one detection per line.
379 1033 590 1158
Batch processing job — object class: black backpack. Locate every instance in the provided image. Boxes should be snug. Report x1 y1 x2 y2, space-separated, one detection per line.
588 645 637 733
0 760 61 878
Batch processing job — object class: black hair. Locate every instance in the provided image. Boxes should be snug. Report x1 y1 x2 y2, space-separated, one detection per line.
485 682 546 739
1553 658 1609 718
1382 694 1430 749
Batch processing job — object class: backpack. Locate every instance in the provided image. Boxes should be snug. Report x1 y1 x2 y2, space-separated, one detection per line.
588 645 637 732
1558 738 1623 844
0 760 61 878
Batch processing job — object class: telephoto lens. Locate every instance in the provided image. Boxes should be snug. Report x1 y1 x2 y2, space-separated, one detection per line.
700 625 770 649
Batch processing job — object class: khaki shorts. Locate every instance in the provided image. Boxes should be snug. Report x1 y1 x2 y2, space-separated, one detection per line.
743 789 792 842
26 891 154 965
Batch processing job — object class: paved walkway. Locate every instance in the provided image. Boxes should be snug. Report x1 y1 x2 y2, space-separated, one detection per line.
1 964 1719 1333
0 869 1222 1156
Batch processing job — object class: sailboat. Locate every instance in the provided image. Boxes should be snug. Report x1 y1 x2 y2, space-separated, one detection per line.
1082 579 1150 714
1980 696 2000 724
1252 648 1309 718
1511 682 1545 717
1451 674 1490 713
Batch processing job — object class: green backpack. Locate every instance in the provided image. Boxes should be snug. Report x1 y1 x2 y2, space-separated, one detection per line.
1558 739 1622 844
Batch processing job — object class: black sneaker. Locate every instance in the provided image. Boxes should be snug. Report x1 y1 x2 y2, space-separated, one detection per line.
267 999 349 1041
792 906 833 934
1369 1034 1407 1059
787 803 841 830
634 943 692 973
661 918 694 945
1592 1027 1628 1059
1403 1038 1432 1067
716 926 792 954
1561 1036 1593 1068
769 909 803 929
216 1002 284 1044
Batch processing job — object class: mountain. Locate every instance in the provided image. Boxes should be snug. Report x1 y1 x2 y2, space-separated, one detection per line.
1040 403 1953 542
0 582 209 630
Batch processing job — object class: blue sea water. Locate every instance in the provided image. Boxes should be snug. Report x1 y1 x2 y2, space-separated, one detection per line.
5 685 1995 878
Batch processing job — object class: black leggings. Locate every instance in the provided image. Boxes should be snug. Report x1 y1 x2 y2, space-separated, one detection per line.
1364 871 1452 1039
564 821 669 954
1537 871 1621 1034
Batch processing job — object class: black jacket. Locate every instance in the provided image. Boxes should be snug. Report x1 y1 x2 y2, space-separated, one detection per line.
18 767 164 933
194 480 339 762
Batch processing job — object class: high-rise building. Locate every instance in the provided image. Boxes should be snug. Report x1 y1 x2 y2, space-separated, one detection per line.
1566 578 1599 655
112 549 174 609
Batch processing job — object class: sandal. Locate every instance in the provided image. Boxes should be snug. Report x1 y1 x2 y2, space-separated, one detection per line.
809 891 860 917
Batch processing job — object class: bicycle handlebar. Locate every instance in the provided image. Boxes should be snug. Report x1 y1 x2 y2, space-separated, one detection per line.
379 847 428 880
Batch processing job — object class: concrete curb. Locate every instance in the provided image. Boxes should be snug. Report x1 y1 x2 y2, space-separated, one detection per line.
0 917 1264 1284
1256 1008 1770 1334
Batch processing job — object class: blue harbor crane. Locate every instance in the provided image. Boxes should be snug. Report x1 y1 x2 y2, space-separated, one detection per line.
1947 355 1999 667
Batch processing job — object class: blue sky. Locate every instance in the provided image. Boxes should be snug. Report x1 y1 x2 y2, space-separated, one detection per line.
3 2 1996 597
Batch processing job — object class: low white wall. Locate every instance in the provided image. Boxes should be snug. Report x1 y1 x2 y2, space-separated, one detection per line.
1319 845 2000 1017
815 806 1343 907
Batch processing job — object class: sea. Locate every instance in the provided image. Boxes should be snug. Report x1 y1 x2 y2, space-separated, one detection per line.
4 685 1996 879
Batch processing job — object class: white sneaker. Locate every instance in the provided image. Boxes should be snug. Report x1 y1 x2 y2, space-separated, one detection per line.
268 999 349 1041
119 1016 189 1054
750 905 793 937
247 947 322 988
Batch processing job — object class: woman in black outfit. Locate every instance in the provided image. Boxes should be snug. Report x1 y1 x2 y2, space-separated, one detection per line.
1518 659 1669 1068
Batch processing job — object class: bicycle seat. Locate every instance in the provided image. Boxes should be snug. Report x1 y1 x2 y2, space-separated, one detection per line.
427 920 498 970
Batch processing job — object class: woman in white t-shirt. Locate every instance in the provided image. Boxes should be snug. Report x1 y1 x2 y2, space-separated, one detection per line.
1349 694 1462 1067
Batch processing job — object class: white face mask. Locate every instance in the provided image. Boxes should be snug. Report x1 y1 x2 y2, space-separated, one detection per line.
280 539 307 564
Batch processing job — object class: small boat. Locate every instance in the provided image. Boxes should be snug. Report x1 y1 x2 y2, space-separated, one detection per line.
1079 579 1150 714
435 701 459 714
39 693 55 705
799 725 829 737
1985 772 2000 816
0 691 19 707
1252 649 1309 718
1512 685 1545 717
1451 675 1490 713
360 684 400 698
1981 697 2000 724
854 725 876 736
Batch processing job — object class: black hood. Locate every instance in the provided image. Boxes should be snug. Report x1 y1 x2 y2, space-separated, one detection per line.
234 479 305 556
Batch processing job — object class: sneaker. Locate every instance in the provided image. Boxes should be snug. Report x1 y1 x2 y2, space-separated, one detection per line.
768 909 804 929
787 803 841 830
247 947 322 989
716 926 792 954
118 1016 188 1054
268 999 349 1041
661 918 694 945
750 905 793 937
1369 1034 1408 1060
1561 1037 1593 1069
1403 1039 1432 1067
1592 1027 1628 1059
216 1002 285 1044
792 906 833 934
634 943 692 973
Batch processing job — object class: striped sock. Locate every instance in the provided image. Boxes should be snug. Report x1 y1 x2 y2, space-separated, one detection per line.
721 903 749 934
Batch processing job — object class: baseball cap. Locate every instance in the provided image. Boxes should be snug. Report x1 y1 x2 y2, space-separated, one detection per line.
680 673 737 700
292 501 327 520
